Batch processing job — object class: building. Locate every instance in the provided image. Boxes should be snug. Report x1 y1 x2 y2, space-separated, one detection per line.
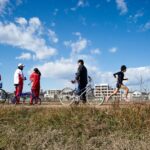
94 84 121 99
132 91 148 100
44 89 61 100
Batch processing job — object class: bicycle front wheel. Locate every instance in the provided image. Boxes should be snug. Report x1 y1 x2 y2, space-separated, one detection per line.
0 89 7 103
87 90 105 105
59 88 75 106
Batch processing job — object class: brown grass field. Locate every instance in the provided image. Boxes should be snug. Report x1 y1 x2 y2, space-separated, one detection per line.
0 102 150 150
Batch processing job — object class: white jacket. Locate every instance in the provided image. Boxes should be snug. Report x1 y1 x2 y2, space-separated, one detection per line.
14 69 24 85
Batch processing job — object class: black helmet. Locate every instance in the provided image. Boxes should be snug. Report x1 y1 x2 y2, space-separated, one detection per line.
121 65 127 71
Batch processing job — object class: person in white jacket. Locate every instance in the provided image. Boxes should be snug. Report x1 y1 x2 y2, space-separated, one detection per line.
14 63 26 104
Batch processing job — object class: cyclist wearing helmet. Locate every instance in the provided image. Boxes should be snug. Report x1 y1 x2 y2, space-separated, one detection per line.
30 68 41 104
14 63 26 104
106 65 129 102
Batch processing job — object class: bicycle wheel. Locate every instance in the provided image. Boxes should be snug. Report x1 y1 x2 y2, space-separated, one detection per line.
59 87 75 105
32 97 42 105
0 89 7 103
86 89 105 105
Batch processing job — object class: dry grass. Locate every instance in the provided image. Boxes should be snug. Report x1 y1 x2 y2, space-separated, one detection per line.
0 104 150 150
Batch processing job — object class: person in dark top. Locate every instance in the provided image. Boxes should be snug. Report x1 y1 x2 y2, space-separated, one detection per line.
71 59 88 103
106 65 129 102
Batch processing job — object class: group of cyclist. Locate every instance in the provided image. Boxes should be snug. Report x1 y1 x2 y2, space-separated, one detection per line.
0 59 129 104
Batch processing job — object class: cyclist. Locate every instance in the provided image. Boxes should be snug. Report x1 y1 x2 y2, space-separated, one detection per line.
71 59 88 104
106 65 129 102
14 63 26 104
30 68 41 104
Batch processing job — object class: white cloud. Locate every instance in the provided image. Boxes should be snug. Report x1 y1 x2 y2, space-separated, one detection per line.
109 47 118 53
0 0 9 14
15 17 27 25
48 29 59 43
16 53 32 60
77 0 89 7
64 32 89 54
0 17 57 59
115 0 128 15
91 48 101 54
71 0 89 11
129 12 144 23
32 58 76 80
141 21 150 31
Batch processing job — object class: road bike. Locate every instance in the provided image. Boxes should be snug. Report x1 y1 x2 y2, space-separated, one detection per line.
58 76 105 106
11 92 41 105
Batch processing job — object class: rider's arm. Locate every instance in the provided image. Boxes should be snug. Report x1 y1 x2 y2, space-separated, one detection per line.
113 72 119 78
75 66 82 81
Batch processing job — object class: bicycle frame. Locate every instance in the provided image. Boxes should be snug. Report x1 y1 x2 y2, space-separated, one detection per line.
72 83 93 101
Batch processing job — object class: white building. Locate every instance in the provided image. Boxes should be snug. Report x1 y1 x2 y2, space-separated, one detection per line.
94 84 121 98
44 89 61 100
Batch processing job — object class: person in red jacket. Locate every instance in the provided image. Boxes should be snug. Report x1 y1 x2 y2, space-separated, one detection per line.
30 68 41 104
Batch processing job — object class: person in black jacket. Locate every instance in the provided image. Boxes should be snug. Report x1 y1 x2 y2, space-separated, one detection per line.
71 59 88 103
106 65 129 102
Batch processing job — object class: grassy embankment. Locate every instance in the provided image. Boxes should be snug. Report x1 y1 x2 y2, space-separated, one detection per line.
0 103 150 150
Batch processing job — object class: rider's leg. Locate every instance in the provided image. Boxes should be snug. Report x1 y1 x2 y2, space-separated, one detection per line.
120 85 129 101
30 89 35 104
15 85 22 104
79 84 87 103
106 88 119 102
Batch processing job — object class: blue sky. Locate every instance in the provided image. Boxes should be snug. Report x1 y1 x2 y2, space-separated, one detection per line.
0 0 150 92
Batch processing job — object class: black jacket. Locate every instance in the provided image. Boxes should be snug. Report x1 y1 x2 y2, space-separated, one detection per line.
76 65 88 86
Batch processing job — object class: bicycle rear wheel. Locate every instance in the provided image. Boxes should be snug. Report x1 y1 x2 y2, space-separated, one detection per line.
86 89 105 105
59 88 75 106
32 97 41 105
0 89 7 103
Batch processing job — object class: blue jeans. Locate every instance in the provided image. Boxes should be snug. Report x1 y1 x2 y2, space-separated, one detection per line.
77 84 87 102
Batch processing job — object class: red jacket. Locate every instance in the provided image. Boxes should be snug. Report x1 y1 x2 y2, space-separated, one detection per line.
30 72 40 89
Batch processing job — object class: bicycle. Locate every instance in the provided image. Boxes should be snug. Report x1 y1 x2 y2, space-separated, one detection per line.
0 82 9 103
11 91 41 105
58 76 105 106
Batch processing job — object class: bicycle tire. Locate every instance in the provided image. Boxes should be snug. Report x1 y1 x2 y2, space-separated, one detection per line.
59 87 75 106
32 97 41 105
0 89 7 103
86 89 105 105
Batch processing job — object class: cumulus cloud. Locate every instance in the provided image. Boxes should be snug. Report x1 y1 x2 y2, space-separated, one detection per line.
31 58 76 80
141 21 150 31
109 47 118 53
115 0 128 15
16 53 32 60
64 32 89 54
48 29 59 43
0 17 57 59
